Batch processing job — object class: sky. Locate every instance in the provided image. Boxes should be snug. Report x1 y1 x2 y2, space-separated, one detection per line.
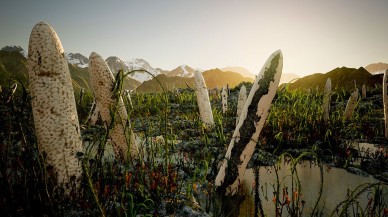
1 0 387 77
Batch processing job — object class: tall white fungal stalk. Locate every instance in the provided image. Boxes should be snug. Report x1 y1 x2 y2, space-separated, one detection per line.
236 85 247 125
87 100 99 125
194 70 214 127
209 88 218 101
215 50 283 195
124 89 133 109
212 87 220 101
88 52 139 160
27 22 82 185
322 78 331 123
362 84 366 99
343 89 359 121
383 70 388 138
221 86 228 114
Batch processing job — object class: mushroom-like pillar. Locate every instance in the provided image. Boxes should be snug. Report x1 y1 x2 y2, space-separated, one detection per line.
88 52 139 160
194 70 214 127
221 86 228 114
78 88 84 104
322 78 331 123
124 89 133 109
86 100 99 125
215 50 283 195
212 87 220 101
27 22 82 185
236 85 247 125
362 84 366 99
343 89 359 121
383 70 388 138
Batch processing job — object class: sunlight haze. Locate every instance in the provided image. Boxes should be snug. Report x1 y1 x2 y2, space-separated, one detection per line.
1 0 387 77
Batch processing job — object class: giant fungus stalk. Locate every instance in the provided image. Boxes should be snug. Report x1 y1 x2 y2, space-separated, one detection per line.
236 85 247 125
343 89 359 121
27 22 83 185
323 78 331 123
88 52 139 160
215 50 283 195
194 70 214 127
383 70 388 138
362 84 366 99
221 86 228 114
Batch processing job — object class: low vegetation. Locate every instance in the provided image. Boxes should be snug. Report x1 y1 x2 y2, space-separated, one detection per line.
0 72 387 216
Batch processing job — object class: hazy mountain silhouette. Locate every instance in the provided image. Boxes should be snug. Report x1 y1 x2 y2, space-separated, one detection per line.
365 62 388 74
280 73 299 84
202 68 254 88
221 66 255 79
136 68 254 93
286 67 380 91
1 45 384 94
136 74 194 93
65 52 89 68
0 50 28 87
166 65 197 77
0 48 140 91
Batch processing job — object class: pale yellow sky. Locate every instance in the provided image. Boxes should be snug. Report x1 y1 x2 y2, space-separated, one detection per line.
1 0 387 76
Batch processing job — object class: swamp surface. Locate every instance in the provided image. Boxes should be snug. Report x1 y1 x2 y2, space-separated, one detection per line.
0 81 387 216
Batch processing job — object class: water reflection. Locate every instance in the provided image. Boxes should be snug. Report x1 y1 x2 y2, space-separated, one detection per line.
240 160 386 216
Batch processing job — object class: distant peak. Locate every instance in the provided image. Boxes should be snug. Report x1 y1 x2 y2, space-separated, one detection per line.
220 66 254 79
1 45 24 52
1 45 27 57
65 52 89 68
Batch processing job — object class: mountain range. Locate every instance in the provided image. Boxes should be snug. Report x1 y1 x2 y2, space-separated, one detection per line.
365 62 388 75
1 45 386 93
0 46 254 92
285 66 382 91
104 56 199 82
136 68 255 93
166 65 198 77
66 52 88 68
221 66 255 79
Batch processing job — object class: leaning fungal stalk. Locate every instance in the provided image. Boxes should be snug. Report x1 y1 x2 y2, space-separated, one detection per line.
124 89 133 109
27 22 82 185
383 70 388 138
221 86 228 114
362 84 366 99
88 52 138 160
343 89 359 121
194 70 214 127
322 78 331 123
236 85 247 125
215 50 283 195
211 87 220 101
86 100 99 125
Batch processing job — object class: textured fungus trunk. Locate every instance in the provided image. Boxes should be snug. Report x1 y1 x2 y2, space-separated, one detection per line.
212 87 220 101
27 22 82 185
343 89 359 121
124 89 133 109
88 52 138 160
194 71 214 126
362 84 366 99
221 86 228 114
323 78 331 123
383 70 388 138
87 100 99 125
215 50 283 195
236 85 247 125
